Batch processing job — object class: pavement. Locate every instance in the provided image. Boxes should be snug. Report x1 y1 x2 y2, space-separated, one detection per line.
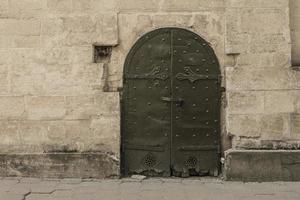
1 177 300 200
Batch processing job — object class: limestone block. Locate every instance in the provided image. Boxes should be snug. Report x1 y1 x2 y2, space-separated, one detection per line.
225 34 249 54
152 14 193 28
226 0 289 8
10 75 45 96
62 15 95 33
0 121 19 146
44 63 104 96
227 67 293 91
44 48 74 65
225 150 300 182
0 0 8 18
64 120 93 151
232 137 261 149
291 114 300 139
119 0 160 12
225 8 248 54
226 67 265 91
227 91 264 114
0 96 25 119
43 47 92 65
97 14 118 45
0 0 8 10
0 72 8 95
295 91 300 113
0 19 40 35
72 0 118 12
263 68 293 90
94 92 120 116
291 71 300 90
118 14 153 49
0 35 11 48
0 153 119 178
235 53 273 68
264 91 294 114
240 9 286 34
161 0 225 11
41 17 64 36
249 41 290 54
9 49 44 67
8 0 46 19
63 14 118 46
291 30 300 65
260 114 289 140
193 11 225 36
10 0 46 10
18 121 65 148
11 36 40 48
0 50 9 66
227 114 261 138
72 0 92 11
90 116 120 153
65 96 95 120
26 96 66 120
47 0 72 13
40 17 66 48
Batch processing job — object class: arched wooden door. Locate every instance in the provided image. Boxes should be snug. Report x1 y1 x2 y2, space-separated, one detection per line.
121 28 221 177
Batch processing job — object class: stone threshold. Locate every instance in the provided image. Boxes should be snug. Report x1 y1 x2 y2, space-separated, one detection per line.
0 153 119 179
224 149 300 182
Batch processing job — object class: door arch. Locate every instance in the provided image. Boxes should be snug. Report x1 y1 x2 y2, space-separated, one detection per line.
121 28 221 177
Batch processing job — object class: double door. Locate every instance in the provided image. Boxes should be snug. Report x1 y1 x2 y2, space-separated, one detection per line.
122 28 221 177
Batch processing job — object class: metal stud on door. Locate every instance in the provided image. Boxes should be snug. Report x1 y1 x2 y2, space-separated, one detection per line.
122 28 221 177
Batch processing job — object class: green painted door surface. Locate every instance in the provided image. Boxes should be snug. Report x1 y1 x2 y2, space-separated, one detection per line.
122 28 221 177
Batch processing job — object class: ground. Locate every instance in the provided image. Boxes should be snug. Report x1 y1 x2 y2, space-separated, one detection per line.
1 177 300 200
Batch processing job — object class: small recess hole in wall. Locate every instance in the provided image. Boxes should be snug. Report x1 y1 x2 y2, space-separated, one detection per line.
94 45 112 63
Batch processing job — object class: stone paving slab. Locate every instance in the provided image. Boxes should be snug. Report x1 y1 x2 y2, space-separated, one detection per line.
0 177 300 200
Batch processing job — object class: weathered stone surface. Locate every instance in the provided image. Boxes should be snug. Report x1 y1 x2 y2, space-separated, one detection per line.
90 116 120 153
47 0 72 13
0 97 25 119
225 150 300 181
227 115 261 138
226 0 289 8
227 91 264 114
119 0 160 12
26 96 66 120
0 19 40 35
161 0 225 11
264 91 294 113
291 114 300 139
228 113 290 141
0 153 119 178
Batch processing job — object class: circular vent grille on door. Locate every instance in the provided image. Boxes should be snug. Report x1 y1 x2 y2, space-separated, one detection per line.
142 153 157 168
185 156 198 168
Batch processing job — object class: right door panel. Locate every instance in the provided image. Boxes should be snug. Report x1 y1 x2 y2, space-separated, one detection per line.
171 29 221 177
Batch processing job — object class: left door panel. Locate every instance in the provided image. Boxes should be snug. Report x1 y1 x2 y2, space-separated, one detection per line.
122 29 172 176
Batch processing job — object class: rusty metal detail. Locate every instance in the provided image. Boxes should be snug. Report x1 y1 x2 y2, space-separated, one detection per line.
125 66 168 80
176 67 218 82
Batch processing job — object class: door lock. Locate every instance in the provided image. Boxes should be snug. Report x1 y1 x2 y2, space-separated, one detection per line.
161 97 184 107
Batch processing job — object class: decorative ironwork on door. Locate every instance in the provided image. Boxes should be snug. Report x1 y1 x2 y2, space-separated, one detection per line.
122 28 221 177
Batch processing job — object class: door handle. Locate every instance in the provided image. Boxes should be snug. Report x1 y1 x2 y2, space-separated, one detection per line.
161 97 184 107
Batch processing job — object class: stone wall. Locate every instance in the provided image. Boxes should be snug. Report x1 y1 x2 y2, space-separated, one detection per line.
0 0 120 162
0 0 299 177
225 0 300 150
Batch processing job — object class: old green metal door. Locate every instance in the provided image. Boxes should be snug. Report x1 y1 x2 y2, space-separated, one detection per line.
122 28 221 177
